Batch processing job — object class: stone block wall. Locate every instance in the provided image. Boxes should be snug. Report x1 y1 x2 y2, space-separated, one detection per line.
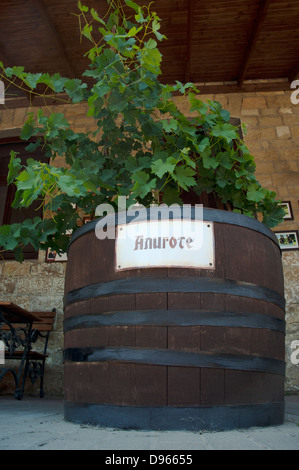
175 87 299 392
239 90 299 392
0 87 298 396
0 252 65 397
0 103 95 397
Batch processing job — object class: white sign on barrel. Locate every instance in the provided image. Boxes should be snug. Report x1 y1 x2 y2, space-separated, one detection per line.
115 219 215 271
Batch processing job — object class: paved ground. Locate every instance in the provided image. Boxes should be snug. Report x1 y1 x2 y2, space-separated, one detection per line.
0 395 298 450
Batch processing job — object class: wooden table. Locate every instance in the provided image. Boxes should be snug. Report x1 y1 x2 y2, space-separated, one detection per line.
0 302 41 399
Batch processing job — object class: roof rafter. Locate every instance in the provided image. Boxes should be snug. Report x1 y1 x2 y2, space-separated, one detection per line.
0 49 31 104
32 0 76 79
185 0 194 83
238 0 271 87
289 60 299 83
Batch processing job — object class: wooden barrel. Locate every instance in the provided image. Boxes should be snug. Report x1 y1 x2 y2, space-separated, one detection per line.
63 207 285 431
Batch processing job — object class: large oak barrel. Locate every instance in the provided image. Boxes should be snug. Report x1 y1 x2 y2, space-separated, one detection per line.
63 207 285 431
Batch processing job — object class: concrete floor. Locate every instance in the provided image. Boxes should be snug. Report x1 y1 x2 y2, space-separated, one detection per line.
0 395 298 450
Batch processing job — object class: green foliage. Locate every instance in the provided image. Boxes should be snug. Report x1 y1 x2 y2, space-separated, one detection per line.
0 0 285 260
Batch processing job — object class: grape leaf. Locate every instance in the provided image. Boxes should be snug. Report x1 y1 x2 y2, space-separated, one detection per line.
151 157 176 178
173 166 196 190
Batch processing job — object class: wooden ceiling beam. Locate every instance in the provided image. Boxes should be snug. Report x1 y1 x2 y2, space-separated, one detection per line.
0 50 31 104
289 60 299 83
185 0 194 83
32 0 76 78
238 0 271 87
2 80 291 109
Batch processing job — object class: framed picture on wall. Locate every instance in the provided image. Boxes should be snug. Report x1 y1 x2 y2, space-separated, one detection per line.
45 229 73 262
278 201 294 221
275 230 299 251
46 248 68 262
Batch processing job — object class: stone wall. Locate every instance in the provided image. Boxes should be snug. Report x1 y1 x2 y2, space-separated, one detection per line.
0 103 95 397
0 87 298 396
0 252 65 397
241 91 299 393
175 87 299 392
234 88 299 392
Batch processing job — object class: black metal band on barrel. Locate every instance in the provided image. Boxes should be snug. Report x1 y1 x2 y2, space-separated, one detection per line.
63 347 286 376
64 401 285 431
63 309 285 334
68 207 280 249
63 277 285 310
